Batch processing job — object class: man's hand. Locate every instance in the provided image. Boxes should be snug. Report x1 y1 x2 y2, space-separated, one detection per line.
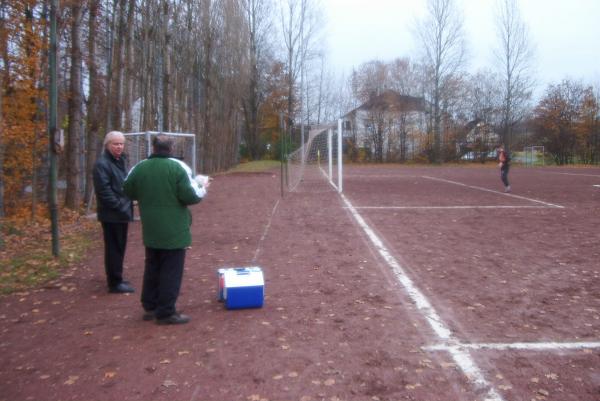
194 174 212 188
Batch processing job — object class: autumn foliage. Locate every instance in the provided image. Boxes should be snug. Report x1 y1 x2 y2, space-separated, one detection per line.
533 80 600 165
1 1 48 216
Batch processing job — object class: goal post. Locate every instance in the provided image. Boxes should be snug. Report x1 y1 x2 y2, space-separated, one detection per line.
523 145 545 167
124 131 197 174
288 120 343 193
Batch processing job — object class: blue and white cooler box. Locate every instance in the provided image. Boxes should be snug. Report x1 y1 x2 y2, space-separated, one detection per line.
217 267 264 309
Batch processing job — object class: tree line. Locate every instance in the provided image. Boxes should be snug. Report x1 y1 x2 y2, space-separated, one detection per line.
0 0 336 218
346 0 599 164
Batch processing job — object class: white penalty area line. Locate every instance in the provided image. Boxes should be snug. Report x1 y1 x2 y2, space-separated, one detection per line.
352 205 552 210
340 192 504 401
251 199 280 263
552 172 600 178
422 176 565 209
425 341 600 352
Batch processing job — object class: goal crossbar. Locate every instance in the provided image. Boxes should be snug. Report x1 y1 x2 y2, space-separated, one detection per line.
124 131 196 175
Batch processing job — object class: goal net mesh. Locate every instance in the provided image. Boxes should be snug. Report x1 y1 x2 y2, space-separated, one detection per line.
124 131 196 174
286 125 341 192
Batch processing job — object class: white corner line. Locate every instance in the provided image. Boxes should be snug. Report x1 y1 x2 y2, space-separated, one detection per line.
421 175 565 209
425 341 600 352
339 192 504 401
352 205 552 210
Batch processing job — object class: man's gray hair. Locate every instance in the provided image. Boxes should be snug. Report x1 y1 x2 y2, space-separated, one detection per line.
103 131 125 149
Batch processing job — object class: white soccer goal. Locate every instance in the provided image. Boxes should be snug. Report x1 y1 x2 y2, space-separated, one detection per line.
286 119 343 193
124 131 197 174
523 145 545 167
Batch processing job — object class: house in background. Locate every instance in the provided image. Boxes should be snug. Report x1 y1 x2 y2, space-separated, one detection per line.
459 119 500 161
341 90 428 162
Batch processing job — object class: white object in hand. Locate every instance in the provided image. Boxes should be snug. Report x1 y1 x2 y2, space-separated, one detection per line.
194 174 211 187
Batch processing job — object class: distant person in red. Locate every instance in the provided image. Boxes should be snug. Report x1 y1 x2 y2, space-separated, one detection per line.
497 145 511 193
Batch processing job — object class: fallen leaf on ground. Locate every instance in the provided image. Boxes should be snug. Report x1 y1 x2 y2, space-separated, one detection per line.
536 389 549 396
64 375 79 385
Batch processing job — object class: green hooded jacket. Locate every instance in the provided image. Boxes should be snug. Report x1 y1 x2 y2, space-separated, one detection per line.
123 156 206 249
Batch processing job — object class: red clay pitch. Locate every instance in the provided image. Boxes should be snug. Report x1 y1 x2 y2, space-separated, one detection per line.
1 165 599 401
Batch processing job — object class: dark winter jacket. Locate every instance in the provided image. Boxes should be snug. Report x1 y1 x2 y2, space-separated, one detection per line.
93 151 134 223
123 155 206 249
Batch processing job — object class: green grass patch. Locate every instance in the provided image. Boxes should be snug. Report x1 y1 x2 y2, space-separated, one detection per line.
0 224 97 295
226 160 281 173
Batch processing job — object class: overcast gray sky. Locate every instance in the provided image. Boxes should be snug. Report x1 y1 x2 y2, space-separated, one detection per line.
322 0 600 98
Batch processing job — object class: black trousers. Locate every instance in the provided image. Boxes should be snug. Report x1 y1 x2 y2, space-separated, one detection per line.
101 222 129 288
501 166 510 187
141 248 186 319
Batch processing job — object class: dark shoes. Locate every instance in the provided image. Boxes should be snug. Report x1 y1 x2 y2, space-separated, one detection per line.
108 282 135 294
142 311 155 321
156 313 190 325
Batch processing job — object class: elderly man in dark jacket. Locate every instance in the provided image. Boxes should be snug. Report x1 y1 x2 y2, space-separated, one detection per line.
93 131 134 293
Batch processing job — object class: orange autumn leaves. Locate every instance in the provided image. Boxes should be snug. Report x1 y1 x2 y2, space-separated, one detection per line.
1 1 48 216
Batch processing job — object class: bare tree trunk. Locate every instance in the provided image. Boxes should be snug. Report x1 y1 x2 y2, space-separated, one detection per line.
122 0 135 131
495 0 534 152
201 0 213 170
110 0 127 130
65 1 83 209
415 0 465 163
0 64 4 218
85 0 100 206
0 0 8 218
105 0 117 131
161 0 170 131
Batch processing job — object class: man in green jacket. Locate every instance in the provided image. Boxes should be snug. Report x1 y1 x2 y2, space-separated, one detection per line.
123 134 209 325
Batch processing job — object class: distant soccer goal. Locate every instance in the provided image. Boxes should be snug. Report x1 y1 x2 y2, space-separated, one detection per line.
286 120 343 193
124 131 196 174
523 145 545 167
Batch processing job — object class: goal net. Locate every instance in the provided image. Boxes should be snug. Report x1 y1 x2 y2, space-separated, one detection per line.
124 131 197 174
523 145 544 167
286 121 343 193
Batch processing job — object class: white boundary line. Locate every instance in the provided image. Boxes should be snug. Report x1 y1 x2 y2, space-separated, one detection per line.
421 176 565 209
339 191 504 401
251 199 280 263
552 172 600 177
324 170 600 400
352 205 552 210
426 341 600 352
